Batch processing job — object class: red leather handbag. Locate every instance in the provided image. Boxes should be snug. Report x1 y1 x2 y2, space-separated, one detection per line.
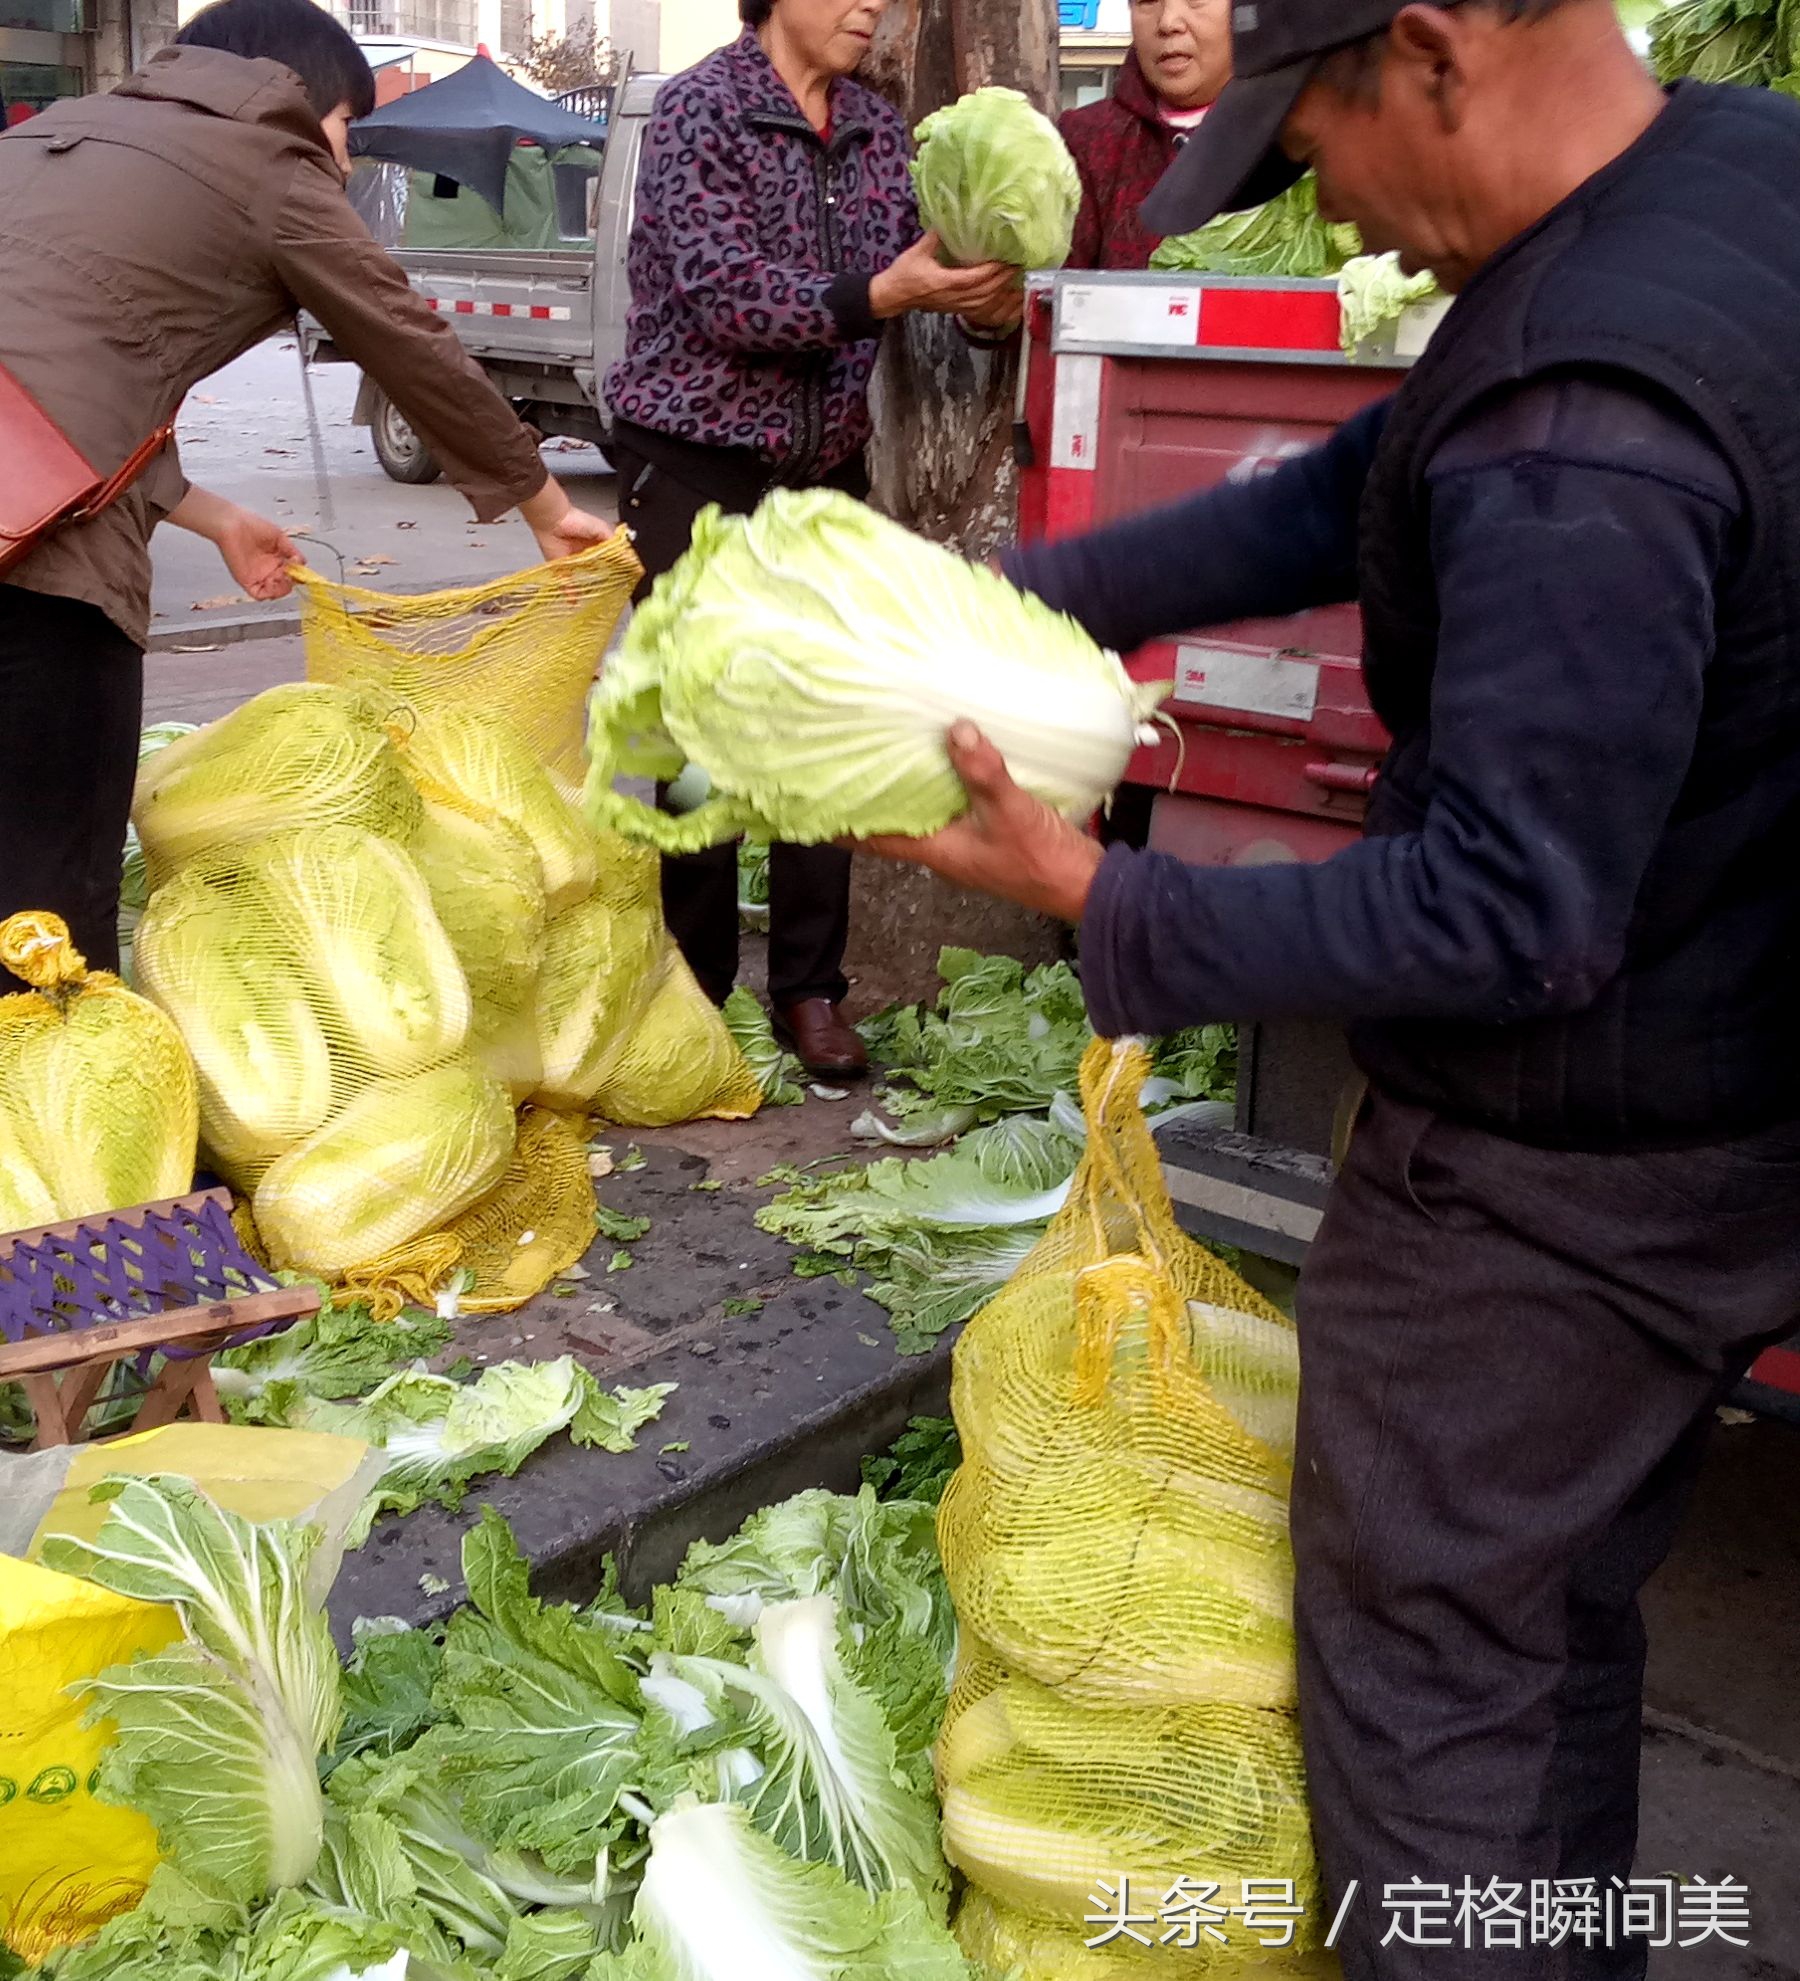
0 359 176 577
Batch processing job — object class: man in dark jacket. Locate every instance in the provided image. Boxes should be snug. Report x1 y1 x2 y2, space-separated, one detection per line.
1061 0 1232 268
867 1 1800 1973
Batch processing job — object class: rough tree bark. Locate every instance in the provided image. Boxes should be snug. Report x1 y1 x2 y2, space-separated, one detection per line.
842 0 1065 1013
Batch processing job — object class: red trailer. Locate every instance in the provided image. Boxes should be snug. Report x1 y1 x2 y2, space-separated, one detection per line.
1015 268 1800 1417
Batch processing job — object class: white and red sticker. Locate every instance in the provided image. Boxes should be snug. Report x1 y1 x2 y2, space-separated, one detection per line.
422 298 573 321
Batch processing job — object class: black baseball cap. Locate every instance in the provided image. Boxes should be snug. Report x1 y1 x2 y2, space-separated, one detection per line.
1141 0 1416 234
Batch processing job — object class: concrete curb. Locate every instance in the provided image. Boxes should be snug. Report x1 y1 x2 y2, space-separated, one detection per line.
147 609 302 653
329 1286 955 1645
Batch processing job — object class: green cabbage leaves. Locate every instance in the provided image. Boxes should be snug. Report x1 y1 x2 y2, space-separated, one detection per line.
586 491 1167 852
910 86 1080 270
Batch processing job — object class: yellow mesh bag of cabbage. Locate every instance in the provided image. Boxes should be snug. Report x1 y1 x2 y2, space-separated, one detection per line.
937 1037 1301 1711
0 912 198 1233
132 683 424 891
290 554 762 1131
939 1642 1321 1964
954 1888 1340 1981
531 834 763 1126
292 538 643 787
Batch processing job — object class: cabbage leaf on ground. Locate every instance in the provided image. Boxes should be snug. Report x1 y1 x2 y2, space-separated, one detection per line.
40 1486 957 1981
214 1300 452 1421
758 1116 1081 1353
723 987 805 1106
594 1798 967 1981
856 946 1235 1139
250 1358 674 1544
39 1476 343 1905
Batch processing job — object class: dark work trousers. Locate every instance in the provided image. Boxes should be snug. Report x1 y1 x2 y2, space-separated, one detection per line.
611 429 869 1008
1293 1088 1800 1979
0 584 143 990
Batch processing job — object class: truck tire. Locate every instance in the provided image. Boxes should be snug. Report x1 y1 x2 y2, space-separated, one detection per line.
369 388 442 486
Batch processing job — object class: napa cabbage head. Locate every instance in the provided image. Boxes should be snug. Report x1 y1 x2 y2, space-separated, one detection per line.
911 86 1079 269
599 1798 967 1981
132 684 420 886
586 490 1165 852
40 1475 345 1905
252 1056 514 1277
134 859 335 1185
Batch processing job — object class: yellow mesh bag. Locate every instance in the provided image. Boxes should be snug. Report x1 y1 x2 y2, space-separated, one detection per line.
938 1655 1319 1952
293 538 642 787
534 831 761 1125
0 913 198 1231
297 554 763 1132
938 1038 1300 1712
407 775 549 1100
437 1106 599 1312
955 1888 1341 1981
132 683 423 891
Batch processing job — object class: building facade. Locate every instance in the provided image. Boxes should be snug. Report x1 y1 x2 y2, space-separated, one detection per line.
1058 0 1128 109
2 0 175 123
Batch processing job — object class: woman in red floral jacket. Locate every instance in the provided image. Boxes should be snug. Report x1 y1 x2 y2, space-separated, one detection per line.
606 0 1018 1079
1061 0 1232 269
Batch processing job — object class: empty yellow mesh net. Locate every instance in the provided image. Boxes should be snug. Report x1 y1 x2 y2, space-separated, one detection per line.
293 537 644 788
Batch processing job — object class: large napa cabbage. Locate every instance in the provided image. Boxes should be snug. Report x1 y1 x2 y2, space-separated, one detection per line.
585 490 1166 853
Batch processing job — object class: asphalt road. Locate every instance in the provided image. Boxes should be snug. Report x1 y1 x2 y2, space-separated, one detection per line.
149 335 618 633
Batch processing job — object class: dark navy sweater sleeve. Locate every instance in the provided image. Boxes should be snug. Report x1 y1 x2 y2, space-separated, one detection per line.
1001 398 1389 653
1076 376 1739 1039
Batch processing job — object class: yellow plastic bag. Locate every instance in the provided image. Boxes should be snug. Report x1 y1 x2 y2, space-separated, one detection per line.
0 1424 381 1961
937 1038 1300 1711
0 1555 180 1964
0 912 198 1234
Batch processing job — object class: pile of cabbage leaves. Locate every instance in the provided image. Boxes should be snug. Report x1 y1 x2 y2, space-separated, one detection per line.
27 1473 961 1981
758 948 1237 1352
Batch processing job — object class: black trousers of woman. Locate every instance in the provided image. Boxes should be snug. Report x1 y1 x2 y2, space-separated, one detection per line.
0 584 143 992
609 425 867 1008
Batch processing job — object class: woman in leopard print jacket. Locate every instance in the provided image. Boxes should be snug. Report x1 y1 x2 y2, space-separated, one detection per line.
605 0 1020 1080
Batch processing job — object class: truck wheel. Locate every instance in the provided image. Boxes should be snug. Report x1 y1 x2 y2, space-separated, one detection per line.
369 388 442 485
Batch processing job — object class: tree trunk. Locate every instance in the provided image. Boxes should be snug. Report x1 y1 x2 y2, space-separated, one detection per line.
843 0 1064 1012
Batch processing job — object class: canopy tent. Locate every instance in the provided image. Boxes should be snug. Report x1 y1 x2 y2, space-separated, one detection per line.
347 53 607 216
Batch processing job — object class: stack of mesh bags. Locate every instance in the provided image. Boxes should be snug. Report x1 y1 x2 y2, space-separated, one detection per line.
128 543 757 1303
936 1037 1336 1979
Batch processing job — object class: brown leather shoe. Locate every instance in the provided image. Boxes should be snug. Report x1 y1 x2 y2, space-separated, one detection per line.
773 997 869 1080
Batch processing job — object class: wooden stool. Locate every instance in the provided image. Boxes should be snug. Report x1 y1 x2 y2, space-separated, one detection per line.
0 1188 318 1450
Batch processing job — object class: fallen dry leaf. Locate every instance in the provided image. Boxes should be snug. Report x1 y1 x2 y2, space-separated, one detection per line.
190 594 250 611
396 520 418 530
347 555 398 575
